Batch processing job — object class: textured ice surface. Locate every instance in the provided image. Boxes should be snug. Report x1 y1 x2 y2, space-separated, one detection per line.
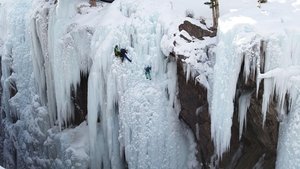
0 0 200 168
2 0 300 168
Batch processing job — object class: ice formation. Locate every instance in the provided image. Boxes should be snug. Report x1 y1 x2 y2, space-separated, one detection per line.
2 0 300 168
211 21 259 157
256 31 300 169
238 91 252 139
0 0 52 167
210 2 300 168
87 1 198 168
1 0 201 168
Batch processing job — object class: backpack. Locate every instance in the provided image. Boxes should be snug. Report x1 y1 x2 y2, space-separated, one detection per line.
114 46 121 57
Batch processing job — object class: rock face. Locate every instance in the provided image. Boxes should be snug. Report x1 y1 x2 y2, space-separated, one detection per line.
177 60 278 169
176 21 278 168
178 21 215 40
71 73 88 125
219 70 278 169
177 60 214 168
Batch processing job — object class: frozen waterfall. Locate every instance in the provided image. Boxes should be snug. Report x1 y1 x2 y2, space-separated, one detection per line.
0 0 200 168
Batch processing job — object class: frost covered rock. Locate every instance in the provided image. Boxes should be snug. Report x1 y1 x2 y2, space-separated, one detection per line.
178 20 215 40
177 59 213 168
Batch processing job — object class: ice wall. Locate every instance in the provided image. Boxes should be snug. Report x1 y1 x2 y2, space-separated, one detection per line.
0 0 52 168
1 0 206 168
7 0 198 168
30 0 57 126
276 86 300 169
47 0 93 129
31 0 94 129
87 1 197 168
0 0 91 168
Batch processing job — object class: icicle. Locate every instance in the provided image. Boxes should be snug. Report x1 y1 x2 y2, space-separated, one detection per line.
30 6 58 126
238 92 252 139
242 35 260 84
256 50 261 97
186 63 191 83
211 23 256 157
43 1 94 129
167 61 177 106
259 30 300 168
261 78 274 126
87 70 101 168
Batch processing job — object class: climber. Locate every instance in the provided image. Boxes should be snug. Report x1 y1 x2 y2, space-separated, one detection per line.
257 0 267 8
120 48 132 62
144 65 152 80
114 45 121 57
114 45 132 63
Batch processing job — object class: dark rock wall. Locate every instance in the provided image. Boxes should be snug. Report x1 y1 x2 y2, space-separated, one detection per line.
177 60 213 168
179 21 215 40
177 59 278 168
71 73 88 126
219 67 278 169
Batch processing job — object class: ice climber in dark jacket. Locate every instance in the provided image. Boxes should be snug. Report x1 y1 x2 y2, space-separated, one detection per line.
114 45 132 63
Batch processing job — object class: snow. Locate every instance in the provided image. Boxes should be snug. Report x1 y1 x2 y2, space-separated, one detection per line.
46 122 90 168
161 16 216 91
2 0 300 168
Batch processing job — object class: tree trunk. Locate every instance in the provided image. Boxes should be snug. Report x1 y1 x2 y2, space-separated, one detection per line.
211 0 219 30
90 0 96 7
